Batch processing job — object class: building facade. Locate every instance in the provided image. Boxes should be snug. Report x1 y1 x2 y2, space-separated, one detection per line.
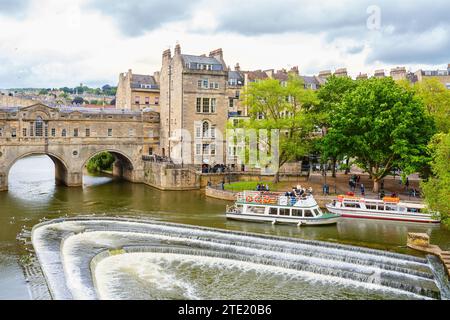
159 44 229 166
414 65 450 89
115 69 160 111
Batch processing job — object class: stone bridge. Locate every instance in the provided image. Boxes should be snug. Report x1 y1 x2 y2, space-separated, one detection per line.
0 103 160 191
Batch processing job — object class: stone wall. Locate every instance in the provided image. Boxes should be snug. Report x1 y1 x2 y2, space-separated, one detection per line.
205 186 236 201
143 161 200 190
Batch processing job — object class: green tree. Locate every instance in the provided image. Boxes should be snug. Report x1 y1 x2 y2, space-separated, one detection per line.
315 75 357 176
86 152 115 173
239 74 318 182
421 133 450 226
72 96 85 105
326 77 435 192
413 78 450 133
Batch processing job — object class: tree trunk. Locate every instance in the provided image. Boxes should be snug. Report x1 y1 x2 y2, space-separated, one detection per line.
273 171 280 184
373 179 380 193
332 158 337 178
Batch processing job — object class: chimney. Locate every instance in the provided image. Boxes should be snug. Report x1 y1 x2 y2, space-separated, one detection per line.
318 70 332 78
374 69 385 78
209 48 223 59
334 68 348 77
174 43 181 55
153 71 160 84
290 66 299 75
162 48 171 60
235 63 241 72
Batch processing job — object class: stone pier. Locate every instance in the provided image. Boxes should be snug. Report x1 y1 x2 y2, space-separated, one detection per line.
407 233 450 279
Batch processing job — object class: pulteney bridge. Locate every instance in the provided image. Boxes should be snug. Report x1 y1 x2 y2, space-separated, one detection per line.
0 103 159 191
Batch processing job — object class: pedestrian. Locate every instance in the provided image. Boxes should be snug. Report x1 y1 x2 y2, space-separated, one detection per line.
221 181 225 190
265 184 270 192
360 184 365 196
381 180 384 190
405 177 410 191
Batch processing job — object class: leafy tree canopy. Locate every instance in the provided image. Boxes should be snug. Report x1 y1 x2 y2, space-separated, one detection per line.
421 133 450 226
237 74 318 181
326 77 435 191
412 78 450 134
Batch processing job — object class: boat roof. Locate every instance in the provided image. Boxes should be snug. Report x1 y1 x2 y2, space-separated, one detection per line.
337 195 426 208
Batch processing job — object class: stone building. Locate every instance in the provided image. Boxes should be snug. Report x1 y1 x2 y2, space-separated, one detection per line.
227 63 245 118
334 68 348 77
414 64 450 89
115 69 160 111
159 44 229 166
373 69 386 78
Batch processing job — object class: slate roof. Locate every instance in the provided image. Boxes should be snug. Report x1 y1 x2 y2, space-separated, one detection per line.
228 71 244 82
130 74 158 89
246 70 269 81
181 54 222 66
0 105 141 116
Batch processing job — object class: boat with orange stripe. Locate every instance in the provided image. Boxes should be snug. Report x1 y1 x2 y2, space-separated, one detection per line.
226 191 340 226
325 195 440 224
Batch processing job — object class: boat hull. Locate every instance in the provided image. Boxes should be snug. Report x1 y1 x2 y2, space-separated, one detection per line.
325 205 440 224
226 212 340 226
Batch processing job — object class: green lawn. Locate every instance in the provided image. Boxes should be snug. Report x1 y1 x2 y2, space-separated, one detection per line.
223 181 275 192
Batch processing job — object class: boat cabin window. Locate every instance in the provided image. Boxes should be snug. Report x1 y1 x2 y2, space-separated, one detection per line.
377 205 385 211
269 208 278 215
304 210 314 217
407 208 421 213
344 203 361 208
366 204 377 210
385 205 397 211
248 206 266 214
313 209 321 216
279 208 290 216
292 209 302 217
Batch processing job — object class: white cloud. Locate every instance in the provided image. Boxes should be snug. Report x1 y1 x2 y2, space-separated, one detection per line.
0 0 448 88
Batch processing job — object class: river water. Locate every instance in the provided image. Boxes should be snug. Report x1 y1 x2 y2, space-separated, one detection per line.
0 155 449 300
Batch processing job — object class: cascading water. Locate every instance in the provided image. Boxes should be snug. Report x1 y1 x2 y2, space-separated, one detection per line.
31 217 448 300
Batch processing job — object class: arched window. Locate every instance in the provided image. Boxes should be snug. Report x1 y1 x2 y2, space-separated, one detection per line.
35 116 43 137
62 129 67 137
202 121 209 138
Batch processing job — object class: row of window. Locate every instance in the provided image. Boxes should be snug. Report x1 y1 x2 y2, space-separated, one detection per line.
195 143 216 156
186 63 215 71
195 121 216 139
228 78 243 86
134 96 159 105
0 126 128 138
196 98 217 113
247 206 320 217
197 79 220 90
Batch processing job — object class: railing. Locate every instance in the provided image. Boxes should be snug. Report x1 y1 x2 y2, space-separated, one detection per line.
237 191 313 207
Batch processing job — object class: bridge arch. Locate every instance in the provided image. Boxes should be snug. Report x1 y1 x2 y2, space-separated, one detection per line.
82 149 137 183
5 151 70 189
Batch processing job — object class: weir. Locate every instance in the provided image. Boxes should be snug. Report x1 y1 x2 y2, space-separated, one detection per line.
31 217 450 300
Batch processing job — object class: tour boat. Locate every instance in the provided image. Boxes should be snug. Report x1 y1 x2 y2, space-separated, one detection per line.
226 191 340 226
325 195 440 224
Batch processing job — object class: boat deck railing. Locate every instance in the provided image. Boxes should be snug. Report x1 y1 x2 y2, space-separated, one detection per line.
236 191 313 207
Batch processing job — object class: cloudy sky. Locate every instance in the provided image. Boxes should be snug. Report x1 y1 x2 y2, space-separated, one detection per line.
0 0 449 88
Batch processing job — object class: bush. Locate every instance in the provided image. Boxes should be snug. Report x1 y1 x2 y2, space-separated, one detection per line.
86 152 115 173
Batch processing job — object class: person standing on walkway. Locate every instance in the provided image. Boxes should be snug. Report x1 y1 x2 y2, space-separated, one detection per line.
360 184 365 197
